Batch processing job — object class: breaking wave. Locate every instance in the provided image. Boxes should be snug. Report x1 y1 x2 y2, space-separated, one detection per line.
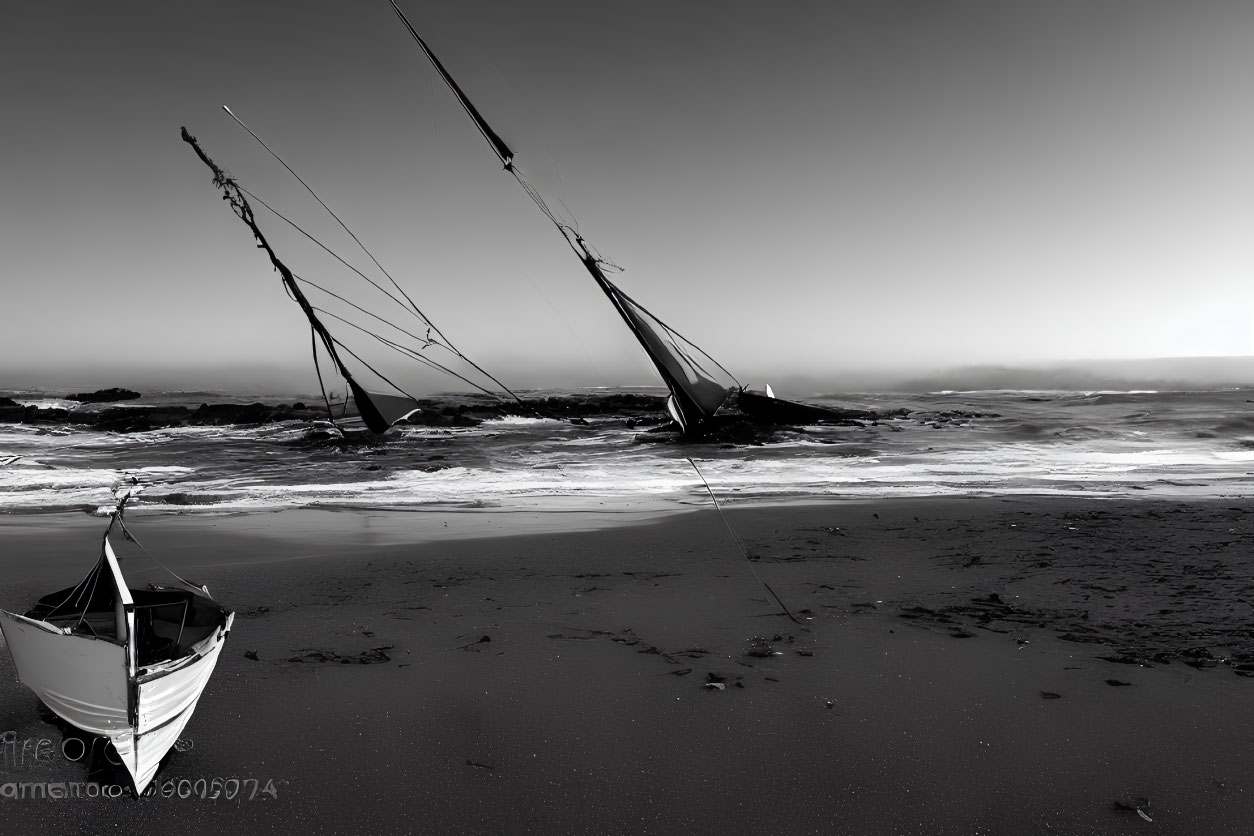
3 387 1254 515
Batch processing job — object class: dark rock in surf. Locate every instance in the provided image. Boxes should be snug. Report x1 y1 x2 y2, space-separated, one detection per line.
0 390 911 443
399 408 482 428
732 390 884 426
13 406 70 424
0 399 23 421
189 402 275 426
92 406 191 432
65 387 141 403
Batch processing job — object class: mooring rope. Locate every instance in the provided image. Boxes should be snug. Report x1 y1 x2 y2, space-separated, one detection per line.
686 457 803 624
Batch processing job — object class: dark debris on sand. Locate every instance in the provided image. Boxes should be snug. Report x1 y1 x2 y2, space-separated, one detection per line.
787 500 1254 678
288 645 395 664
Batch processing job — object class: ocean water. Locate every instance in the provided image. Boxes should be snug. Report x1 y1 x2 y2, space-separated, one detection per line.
2 387 1254 516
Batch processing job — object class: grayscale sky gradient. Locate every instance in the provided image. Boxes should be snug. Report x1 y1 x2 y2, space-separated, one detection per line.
2 1 1252 394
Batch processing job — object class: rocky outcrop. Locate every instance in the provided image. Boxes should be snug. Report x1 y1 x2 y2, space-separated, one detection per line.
0 391 909 440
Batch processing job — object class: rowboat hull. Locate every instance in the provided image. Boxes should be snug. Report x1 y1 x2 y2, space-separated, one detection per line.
0 536 233 795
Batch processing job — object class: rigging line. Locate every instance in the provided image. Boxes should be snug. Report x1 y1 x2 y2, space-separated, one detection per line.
612 285 741 388
517 174 560 224
571 231 621 273
225 115 525 411
186 125 507 421
106 490 131 535
313 307 455 378
615 283 737 386
433 339 524 405
45 560 99 620
519 173 580 241
312 310 433 369
513 168 622 280
60 490 135 624
294 273 437 351
239 185 432 332
316 307 506 400
72 561 103 632
310 304 455 373
310 327 340 427
292 268 518 405
222 105 461 351
182 127 356 384
46 494 127 618
598 286 730 421
247 188 524 404
686 457 804 625
115 517 206 597
661 327 733 390
546 150 578 234
73 565 102 614
557 199 578 234
388 5 628 348
327 337 429 404
389 6 733 409
520 271 606 382
509 180 733 407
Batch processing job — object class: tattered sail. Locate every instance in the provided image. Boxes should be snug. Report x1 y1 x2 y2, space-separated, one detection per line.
0 507 233 795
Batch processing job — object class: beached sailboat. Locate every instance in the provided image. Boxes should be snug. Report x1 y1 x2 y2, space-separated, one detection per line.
0 497 233 795
387 2 854 438
181 122 521 436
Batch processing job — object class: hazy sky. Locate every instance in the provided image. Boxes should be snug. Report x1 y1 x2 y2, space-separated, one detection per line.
2 1 1252 394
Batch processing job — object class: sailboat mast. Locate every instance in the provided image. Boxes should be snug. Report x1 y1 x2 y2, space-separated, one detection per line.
388 3 514 170
576 251 712 432
387 2 731 433
180 127 394 433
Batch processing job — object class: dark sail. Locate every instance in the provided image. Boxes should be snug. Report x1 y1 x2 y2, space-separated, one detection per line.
610 289 733 425
576 251 732 433
348 385 422 428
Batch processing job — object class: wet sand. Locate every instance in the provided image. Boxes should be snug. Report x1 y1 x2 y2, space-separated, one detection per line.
2 497 1253 834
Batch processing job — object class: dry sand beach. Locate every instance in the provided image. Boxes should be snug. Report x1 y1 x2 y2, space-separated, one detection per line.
2 497 1253 834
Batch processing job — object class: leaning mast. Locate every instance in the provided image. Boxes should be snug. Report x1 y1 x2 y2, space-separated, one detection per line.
387 1 735 434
